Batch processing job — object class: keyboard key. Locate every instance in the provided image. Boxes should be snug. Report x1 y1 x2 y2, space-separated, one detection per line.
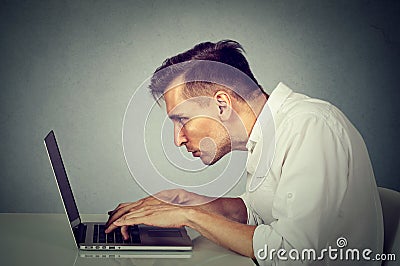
107 232 114 243
93 225 99 243
99 236 106 242
115 229 123 243
130 225 141 244
92 224 141 244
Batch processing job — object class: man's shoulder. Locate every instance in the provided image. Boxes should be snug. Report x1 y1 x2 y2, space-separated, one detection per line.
276 91 355 140
280 92 334 121
270 84 351 135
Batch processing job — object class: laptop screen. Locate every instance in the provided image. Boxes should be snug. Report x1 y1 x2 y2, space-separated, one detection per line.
44 130 80 225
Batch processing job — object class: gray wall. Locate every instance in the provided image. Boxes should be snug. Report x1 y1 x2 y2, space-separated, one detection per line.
1 0 399 213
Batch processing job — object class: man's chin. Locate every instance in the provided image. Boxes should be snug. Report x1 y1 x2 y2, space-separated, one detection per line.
200 158 216 165
198 154 213 165
198 147 232 165
200 153 225 166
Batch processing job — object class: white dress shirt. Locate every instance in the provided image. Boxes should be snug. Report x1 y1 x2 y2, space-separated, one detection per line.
240 82 383 265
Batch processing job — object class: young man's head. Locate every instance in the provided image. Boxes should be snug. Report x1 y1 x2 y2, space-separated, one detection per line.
149 40 267 165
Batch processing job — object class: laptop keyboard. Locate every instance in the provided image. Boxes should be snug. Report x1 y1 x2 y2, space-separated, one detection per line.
93 224 141 244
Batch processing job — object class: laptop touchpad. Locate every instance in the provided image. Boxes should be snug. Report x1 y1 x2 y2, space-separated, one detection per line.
147 229 182 237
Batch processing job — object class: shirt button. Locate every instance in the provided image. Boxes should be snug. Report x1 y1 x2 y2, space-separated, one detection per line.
287 192 293 199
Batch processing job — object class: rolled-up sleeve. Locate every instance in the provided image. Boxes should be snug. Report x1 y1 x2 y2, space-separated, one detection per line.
239 192 264 226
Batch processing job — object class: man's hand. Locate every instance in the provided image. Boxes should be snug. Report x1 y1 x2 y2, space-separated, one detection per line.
105 190 199 239
153 188 216 205
105 190 254 258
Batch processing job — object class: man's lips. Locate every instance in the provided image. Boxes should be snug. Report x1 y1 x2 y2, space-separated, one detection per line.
186 147 201 157
190 151 201 157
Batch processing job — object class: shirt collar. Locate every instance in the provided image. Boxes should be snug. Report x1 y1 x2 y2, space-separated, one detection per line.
267 82 293 116
246 119 261 153
245 82 292 153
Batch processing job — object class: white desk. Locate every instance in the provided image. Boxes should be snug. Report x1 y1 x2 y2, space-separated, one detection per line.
0 213 253 266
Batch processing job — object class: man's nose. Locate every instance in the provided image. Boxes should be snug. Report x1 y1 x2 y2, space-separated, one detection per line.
174 124 187 147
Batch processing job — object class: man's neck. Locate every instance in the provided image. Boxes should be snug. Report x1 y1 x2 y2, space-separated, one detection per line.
231 93 268 151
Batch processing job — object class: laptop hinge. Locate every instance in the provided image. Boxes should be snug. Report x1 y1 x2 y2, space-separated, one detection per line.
71 218 81 228
73 223 87 244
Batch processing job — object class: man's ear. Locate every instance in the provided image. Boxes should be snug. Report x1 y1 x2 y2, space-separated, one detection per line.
214 90 232 121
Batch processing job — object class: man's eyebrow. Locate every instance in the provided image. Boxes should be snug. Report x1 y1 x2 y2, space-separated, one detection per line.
168 113 185 120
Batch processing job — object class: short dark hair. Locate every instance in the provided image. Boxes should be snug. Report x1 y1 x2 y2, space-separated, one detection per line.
149 40 263 102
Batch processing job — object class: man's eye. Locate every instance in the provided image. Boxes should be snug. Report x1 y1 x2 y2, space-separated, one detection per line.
178 118 188 125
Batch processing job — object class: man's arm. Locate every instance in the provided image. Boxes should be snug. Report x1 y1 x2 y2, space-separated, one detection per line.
106 198 255 258
107 189 248 224
185 207 256 257
198 197 248 224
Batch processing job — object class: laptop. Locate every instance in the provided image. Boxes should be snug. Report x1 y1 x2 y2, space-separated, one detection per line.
44 130 192 252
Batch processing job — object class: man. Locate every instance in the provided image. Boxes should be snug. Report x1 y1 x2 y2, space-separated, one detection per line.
106 40 383 265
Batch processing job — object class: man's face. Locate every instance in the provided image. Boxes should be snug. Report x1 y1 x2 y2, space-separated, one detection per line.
164 86 232 165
